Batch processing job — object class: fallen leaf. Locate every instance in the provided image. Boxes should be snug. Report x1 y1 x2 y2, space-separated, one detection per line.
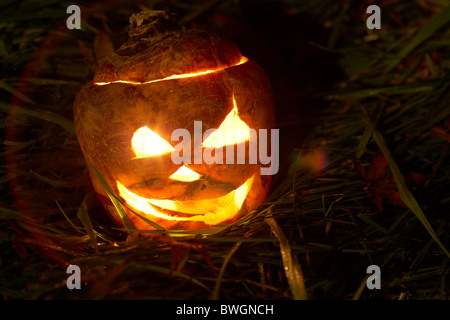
354 154 426 212
431 117 450 142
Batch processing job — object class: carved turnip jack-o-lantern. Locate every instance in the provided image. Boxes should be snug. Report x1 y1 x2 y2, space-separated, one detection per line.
74 11 276 231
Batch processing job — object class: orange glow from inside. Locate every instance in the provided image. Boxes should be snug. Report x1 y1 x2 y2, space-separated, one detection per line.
94 56 249 86
169 165 201 182
131 126 175 158
202 96 250 148
131 95 250 159
116 174 254 226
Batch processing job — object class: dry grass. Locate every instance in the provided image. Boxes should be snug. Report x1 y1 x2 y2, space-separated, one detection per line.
1 0 449 300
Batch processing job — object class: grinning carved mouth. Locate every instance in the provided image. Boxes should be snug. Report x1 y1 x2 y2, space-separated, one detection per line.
94 56 248 86
116 174 254 225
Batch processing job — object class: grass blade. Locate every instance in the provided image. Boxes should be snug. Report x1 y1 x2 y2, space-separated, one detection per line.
0 102 75 135
372 129 450 258
76 192 99 253
90 164 136 232
0 80 35 104
357 213 387 234
325 83 435 100
55 200 83 234
384 5 450 73
266 217 307 300
211 241 242 300
90 163 165 232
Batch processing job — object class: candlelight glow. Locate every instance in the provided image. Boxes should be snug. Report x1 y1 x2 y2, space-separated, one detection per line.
94 56 249 86
169 165 201 182
131 126 175 158
116 174 254 225
202 96 250 148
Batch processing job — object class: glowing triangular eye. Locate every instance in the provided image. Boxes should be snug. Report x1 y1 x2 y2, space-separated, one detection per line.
202 96 250 148
132 126 175 158
169 165 201 182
